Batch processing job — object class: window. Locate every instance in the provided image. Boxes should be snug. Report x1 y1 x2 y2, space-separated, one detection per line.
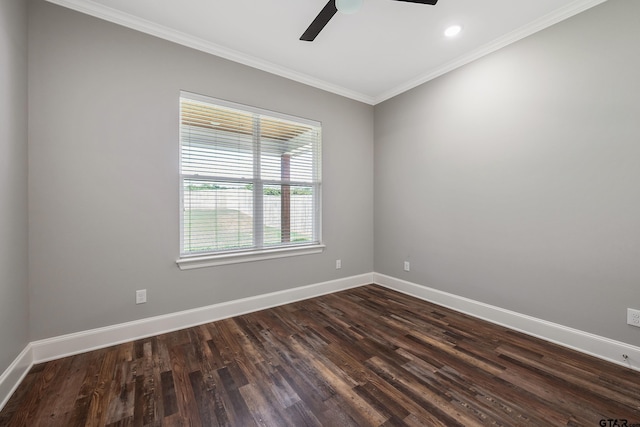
177 92 323 268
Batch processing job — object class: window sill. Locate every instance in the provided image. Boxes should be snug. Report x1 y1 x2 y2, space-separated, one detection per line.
176 244 325 270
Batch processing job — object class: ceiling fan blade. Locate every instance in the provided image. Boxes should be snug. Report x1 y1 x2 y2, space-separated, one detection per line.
393 0 438 4
300 0 338 42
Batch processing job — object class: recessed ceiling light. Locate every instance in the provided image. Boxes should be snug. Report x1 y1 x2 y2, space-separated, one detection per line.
444 25 462 38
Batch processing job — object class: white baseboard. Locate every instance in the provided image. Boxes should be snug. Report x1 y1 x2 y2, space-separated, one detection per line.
30 273 374 364
374 272 640 372
4 270 638 413
1 273 372 411
0 345 33 412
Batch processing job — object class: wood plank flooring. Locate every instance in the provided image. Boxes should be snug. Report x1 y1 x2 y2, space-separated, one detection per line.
1 284 639 426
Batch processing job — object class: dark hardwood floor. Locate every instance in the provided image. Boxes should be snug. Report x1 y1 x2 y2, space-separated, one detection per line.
1 284 639 426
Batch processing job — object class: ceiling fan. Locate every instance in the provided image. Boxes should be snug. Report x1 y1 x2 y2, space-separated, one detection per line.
300 0 439 42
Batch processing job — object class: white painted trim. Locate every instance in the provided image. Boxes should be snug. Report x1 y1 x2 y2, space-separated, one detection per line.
2 274 371 409
30 273 373 364
373 272 640 372
0 345 33 412
373 0 609 104
4 269 638 411
43 0 375 105
177 245 326 270
44 0 606 105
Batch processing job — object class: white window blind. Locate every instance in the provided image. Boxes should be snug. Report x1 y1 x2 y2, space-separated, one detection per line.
179 92 322 258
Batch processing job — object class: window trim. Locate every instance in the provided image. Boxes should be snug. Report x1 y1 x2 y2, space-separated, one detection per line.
176 243 326 270
177 91 323 268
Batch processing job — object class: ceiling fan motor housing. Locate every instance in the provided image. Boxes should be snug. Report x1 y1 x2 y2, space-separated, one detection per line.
300 0 438 42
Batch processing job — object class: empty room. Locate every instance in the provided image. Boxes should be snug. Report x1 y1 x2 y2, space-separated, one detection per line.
1 0 639 425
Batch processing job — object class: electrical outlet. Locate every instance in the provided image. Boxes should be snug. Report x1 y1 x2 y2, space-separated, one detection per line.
136 289 147 305
336 259 342 269
628 308 640 327
404 261 410 272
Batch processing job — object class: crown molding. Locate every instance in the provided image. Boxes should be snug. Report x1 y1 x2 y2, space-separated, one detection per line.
45 0 606 106
374 0 609 104
44 0 377 105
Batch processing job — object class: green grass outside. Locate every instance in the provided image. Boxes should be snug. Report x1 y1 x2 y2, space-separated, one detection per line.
183 209 311 253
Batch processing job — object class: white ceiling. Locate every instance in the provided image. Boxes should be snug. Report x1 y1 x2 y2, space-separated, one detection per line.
47 0 606 104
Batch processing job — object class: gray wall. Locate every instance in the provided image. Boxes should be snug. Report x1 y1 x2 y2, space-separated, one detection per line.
20 0 640 350
28 0 374 340
374 0 640 345
0 0 30 371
